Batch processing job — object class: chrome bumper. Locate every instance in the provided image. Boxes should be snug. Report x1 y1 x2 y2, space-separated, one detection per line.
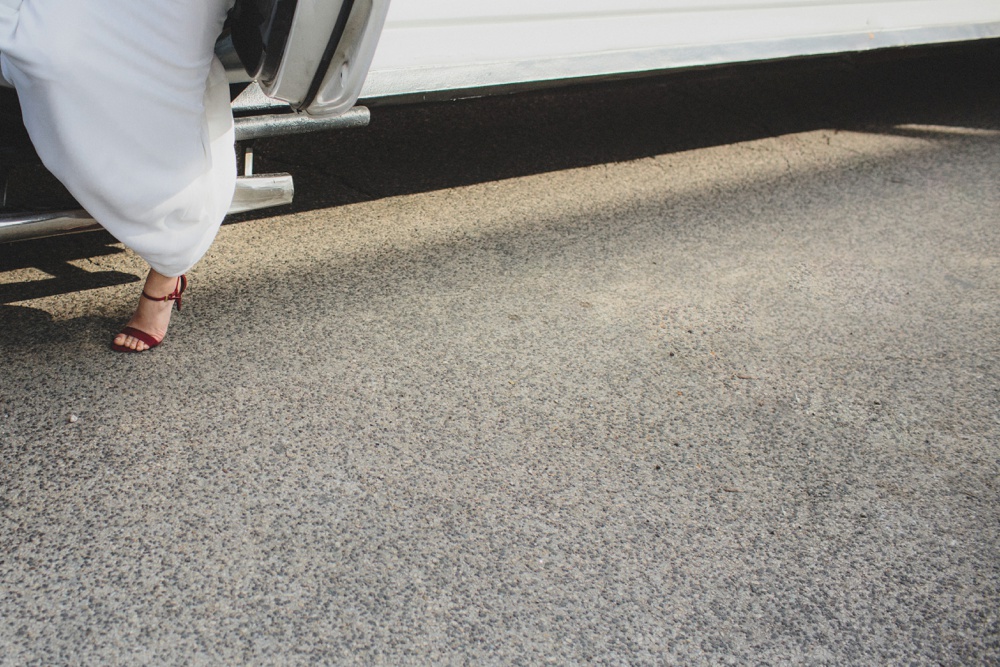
0 104 370 244
0 173 294 244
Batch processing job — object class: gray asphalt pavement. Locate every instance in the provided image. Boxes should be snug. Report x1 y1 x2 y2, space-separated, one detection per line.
1 43 999 664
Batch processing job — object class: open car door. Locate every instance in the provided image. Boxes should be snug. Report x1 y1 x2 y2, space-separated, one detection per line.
0 0 390 243
229 0 390 117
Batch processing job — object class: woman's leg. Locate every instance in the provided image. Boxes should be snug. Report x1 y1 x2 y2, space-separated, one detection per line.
2 0 236 350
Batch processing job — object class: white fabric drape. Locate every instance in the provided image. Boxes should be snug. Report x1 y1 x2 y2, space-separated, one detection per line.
0 0 237 277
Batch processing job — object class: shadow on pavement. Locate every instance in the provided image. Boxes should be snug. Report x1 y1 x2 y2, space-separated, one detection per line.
0 232 136 304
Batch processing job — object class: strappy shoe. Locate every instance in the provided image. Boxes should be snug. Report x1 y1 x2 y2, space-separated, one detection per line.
111 274 187 353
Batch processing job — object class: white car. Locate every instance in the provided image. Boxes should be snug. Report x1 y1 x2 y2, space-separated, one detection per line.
3 0 999 243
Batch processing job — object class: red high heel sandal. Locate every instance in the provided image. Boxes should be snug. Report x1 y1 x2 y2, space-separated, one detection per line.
111 274 187 353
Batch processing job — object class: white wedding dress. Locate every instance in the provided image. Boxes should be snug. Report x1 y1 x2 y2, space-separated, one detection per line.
0 0 237 277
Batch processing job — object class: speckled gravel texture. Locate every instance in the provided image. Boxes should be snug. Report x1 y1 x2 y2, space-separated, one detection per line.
1 43 998 665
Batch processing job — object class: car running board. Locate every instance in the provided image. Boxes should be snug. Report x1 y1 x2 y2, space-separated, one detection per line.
234 104 369 140
0 173 294 244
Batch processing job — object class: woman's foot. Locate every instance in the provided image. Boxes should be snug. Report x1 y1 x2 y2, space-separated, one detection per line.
112 270 186 352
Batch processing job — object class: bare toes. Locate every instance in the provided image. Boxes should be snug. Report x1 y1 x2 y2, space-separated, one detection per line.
113 333 148 351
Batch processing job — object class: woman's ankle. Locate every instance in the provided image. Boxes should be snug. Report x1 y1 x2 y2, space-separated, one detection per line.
144 269 179 296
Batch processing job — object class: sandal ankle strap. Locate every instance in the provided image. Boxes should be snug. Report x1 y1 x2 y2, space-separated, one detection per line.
140 274 187 311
